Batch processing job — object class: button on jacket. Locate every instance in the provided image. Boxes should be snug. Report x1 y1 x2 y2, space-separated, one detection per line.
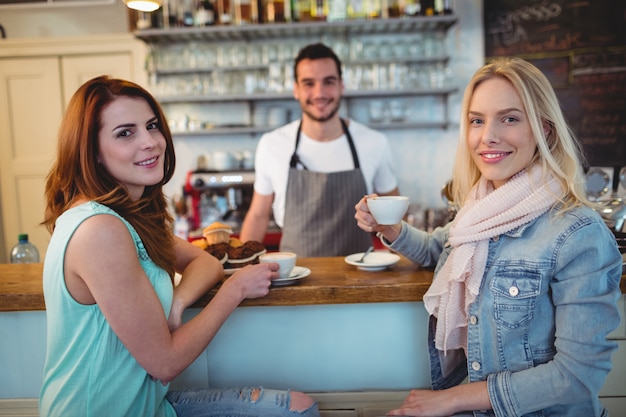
385 206 622 416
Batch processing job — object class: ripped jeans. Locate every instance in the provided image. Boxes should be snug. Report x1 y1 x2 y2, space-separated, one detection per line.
166 387 320 417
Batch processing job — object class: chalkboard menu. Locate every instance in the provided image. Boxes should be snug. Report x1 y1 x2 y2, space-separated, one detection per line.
484 0 626 168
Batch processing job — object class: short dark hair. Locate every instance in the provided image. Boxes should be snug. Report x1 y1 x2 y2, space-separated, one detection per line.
293 43 343 81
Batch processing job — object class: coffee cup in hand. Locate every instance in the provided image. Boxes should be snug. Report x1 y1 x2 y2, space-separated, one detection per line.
259 252 297 278
367 196 410 225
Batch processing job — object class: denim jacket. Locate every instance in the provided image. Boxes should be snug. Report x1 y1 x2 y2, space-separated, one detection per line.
384 205 622 416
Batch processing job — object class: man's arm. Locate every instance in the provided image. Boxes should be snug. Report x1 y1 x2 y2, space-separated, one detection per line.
239 191 274 242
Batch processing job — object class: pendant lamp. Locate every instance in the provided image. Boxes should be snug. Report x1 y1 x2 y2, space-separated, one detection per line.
124 0 162 12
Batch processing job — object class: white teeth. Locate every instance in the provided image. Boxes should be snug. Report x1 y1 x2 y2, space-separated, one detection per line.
137 157 157 166
483 153 506 159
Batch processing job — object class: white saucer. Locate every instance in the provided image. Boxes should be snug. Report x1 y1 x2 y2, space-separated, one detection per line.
271 266 311 287
345 252 400 271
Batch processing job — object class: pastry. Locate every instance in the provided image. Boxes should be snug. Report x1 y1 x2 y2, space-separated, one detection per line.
205 242 230 264
224 240 266 269
191 238 208 250
202 222 233 245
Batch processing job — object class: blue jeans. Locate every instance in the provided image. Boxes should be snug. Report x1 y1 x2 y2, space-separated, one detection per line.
166 387 320 417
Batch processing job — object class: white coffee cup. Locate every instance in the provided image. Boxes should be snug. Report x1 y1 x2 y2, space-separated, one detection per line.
367 196 410 225
259 252 297 278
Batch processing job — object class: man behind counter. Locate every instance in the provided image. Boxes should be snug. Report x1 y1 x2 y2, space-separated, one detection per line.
240 42 400 257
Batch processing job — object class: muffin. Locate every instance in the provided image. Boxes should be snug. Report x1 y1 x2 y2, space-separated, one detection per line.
224 240 266 269
244 240 266 257
202 222 233 245
190 238 209 250
204 242 230 264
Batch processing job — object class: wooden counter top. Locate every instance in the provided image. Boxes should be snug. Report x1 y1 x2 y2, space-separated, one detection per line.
0 257 431 311
195 256 432 308
0 263 45 312
1 257 625 312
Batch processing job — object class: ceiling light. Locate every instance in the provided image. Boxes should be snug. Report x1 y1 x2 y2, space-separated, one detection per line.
124 0 162 12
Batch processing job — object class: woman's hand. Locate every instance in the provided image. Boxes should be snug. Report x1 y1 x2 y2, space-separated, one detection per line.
224 262 278 301
354 195 402 243
386 389 457 416
387 382 490 416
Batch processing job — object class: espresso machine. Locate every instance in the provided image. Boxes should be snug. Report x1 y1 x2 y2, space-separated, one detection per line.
184 169 255 232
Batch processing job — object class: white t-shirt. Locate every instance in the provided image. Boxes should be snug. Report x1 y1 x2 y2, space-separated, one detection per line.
254 119 398 227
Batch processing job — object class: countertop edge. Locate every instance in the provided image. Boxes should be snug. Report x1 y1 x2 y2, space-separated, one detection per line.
1 261 624 312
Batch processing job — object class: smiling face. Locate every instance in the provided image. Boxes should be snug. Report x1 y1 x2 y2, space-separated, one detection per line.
97 96 166 201
293 57 343 123
467 77 538 189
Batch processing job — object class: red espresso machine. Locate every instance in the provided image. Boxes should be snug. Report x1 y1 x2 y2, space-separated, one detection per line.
184 169 255 231
183 169 281 250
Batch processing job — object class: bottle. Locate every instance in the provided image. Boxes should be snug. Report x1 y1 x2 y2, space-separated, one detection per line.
403 0 420 17
297 0 311 20
233 0 252 24
195 0 216 26
422 0 434 16
217 0 233 24
173 194 191 240
310 0 328 20
10 234 40 264
179 0 195 26
434 0 443 15
328 0 347 21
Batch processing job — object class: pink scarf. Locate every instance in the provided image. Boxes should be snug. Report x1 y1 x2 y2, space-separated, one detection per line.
423 166 562 353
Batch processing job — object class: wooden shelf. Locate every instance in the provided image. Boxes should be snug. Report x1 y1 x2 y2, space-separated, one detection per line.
135 15 457 44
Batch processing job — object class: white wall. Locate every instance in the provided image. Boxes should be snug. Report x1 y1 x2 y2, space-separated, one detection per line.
0 1 130 39
0 0 484 212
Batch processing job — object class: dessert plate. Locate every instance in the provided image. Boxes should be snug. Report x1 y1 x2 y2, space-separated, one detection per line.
345 252 400 271
271 266 311 287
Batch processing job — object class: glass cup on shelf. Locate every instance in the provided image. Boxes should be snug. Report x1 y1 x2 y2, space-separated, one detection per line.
247 43 262 65
349 39 364 61
378 40 393 60
407 34 424 58
195 43 217 68
361 39 378 60
368 100 386 123
376 63 390 90
388 99 406 122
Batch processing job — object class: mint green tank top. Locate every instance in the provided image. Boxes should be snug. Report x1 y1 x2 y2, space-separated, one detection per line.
39 202 176 417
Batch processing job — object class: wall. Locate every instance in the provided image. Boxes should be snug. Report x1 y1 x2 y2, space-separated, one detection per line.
0 1 484 217
483 0 626 169
0 1 130 39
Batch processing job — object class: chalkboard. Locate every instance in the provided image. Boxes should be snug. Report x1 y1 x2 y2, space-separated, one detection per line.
484 0 626 168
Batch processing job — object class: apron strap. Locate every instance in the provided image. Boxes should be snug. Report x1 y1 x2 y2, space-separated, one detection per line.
289 119 360 170
289 121 308 170
341 118 361 169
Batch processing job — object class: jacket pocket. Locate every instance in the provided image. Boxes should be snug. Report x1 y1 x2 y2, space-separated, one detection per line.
490 266 542 329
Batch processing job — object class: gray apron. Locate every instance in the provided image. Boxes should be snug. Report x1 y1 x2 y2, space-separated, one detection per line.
280 119 371 257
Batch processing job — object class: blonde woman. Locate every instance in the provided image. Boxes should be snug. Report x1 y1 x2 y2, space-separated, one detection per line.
355 58 622 416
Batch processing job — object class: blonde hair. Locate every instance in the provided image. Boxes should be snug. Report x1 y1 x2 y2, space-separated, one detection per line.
451 57 588 212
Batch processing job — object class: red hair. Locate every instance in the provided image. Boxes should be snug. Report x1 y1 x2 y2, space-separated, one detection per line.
43 76 177 278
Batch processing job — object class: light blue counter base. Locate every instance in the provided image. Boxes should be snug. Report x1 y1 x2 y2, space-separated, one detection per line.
1 302 431 398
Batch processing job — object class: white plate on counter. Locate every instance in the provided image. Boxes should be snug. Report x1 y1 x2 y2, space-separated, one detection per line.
271 266 311 287
345 252 400 271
